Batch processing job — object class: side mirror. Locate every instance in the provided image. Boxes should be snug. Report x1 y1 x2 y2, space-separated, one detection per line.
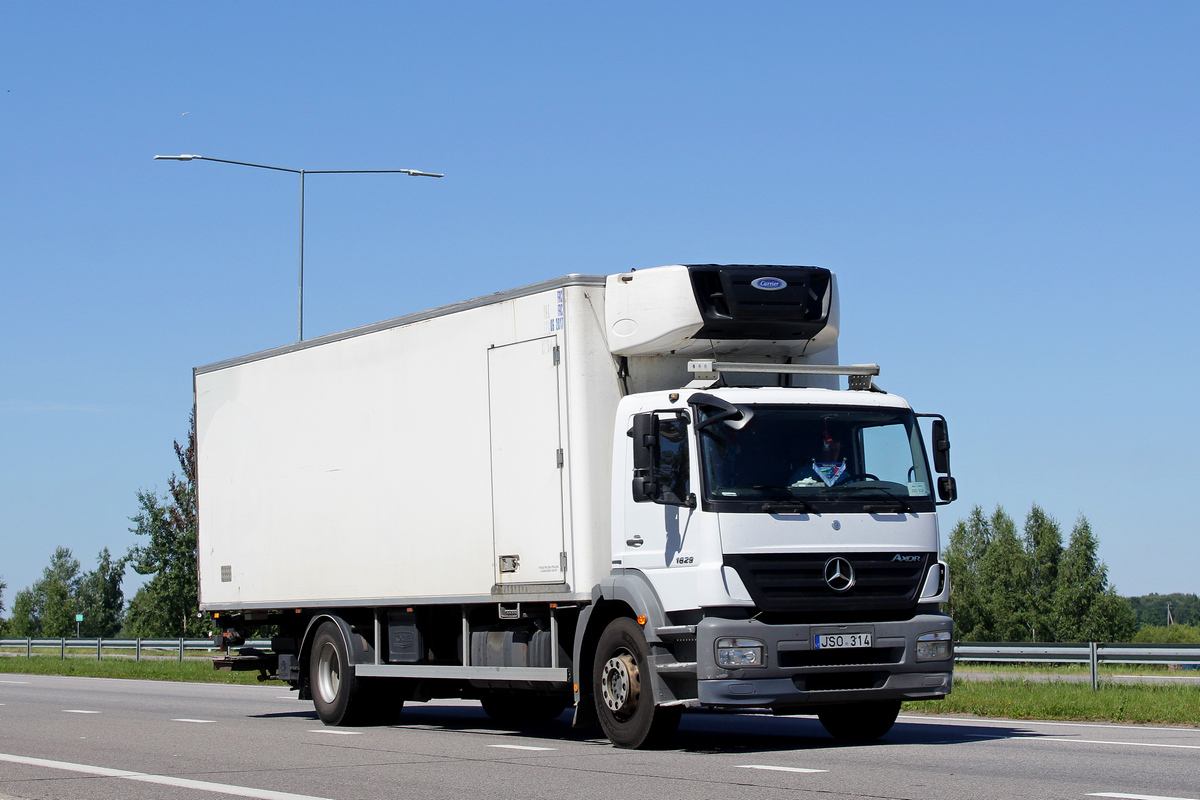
938 475 958 503
632 475 658 503
631 413 657 472
932 419 951 474
630 413 659 503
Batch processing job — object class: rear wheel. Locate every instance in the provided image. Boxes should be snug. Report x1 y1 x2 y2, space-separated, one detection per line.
817 700 901 740
592 617 681 749
480 692 568 726
310 620 403 726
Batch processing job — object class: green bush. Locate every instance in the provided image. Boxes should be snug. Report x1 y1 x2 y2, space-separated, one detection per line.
1133 624 1200 643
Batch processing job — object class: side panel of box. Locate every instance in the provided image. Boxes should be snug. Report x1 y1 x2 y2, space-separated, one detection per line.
197 289 568 608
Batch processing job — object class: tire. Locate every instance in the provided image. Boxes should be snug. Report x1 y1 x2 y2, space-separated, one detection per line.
310 620 403 726
364 679 407 725
817 700 901 741
480 692 568 726
592 617 681 749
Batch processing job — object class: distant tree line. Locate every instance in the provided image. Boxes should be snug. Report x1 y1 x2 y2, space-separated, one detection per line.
945 504 1138 642
4 547 124 638
0 416 201 639
1126 593 1200 627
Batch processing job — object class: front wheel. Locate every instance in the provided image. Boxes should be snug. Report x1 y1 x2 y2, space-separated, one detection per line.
592 617 681 749
817 700 901 740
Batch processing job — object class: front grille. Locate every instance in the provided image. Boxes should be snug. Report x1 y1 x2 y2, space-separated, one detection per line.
725 552 932 614
778 647 904 669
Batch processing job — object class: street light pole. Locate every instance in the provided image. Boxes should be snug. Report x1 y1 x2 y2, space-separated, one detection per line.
154 154 443 341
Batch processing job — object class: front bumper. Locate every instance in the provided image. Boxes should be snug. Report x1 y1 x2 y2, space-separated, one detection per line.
695 611 953 709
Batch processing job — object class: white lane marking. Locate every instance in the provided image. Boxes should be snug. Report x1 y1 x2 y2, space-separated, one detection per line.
1043 737 1200 751
739 765 828 773
963 733 1200 750
0 752 334 800
964 732 1200 750
172 718 216 724
0 680 30 684
899 714 1200 734
306 729 362 735
488 744 556 751
1090 794 1200 800
62 710 100 714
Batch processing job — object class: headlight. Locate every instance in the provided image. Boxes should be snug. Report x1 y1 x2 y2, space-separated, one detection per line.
916 630 952 661
715 637 765 668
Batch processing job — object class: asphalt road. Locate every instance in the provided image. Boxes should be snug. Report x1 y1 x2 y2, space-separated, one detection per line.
2 675 1198 800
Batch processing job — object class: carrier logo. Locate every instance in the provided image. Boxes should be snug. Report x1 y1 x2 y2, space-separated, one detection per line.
823 557 855 592
892 554 922 562
750 277 787 291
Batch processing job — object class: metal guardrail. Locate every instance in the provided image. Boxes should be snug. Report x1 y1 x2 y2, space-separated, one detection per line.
955 642 1200 689
3 637 1197 690
0 638 271 662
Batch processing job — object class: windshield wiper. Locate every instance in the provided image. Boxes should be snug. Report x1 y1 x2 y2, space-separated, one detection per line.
829 485 915 513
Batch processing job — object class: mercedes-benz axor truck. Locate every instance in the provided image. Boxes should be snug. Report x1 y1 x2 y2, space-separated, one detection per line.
197 264 958 748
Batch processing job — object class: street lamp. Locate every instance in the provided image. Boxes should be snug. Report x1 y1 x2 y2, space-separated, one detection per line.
154 154 443 341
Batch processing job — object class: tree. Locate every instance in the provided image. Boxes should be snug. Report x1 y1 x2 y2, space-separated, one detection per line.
124 413 203 637
976 507 1030 642
1023 505 1063 641
946 504 1136 642
1051 515 1137 642
2 547 122 638
0 576 7 635
77 548 125 637
4 547 81 637
944 506 991 640
8 589 37 637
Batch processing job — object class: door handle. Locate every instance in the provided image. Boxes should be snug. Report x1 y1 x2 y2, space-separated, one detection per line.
626 537 644 547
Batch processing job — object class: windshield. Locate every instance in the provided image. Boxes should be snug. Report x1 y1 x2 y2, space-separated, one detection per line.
696 404 933 511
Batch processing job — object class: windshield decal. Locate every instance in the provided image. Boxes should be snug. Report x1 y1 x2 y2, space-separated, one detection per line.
907 481 927 496
812 461 847 487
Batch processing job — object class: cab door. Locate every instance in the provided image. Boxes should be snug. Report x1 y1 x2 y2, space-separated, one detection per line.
621 410 695 571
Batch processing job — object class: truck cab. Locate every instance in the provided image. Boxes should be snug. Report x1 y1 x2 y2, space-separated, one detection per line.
607 385 953 730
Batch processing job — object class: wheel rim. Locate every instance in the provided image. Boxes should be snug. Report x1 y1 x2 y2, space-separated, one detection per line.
600 651 640 719
316 642 341 704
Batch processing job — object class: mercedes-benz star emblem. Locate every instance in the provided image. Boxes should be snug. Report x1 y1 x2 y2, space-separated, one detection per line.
824 557 855 592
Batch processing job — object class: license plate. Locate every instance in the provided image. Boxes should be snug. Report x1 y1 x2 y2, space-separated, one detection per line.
814 633 872 649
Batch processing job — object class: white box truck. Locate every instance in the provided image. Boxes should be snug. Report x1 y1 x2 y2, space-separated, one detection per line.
197 264 957 748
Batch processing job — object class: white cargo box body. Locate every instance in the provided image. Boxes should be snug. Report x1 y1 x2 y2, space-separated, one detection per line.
196 276 620 610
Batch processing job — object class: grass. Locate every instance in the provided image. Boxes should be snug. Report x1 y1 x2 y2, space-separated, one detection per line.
0 654 265 684
904 677 1200 727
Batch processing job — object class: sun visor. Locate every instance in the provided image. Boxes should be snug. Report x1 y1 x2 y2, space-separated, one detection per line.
605 264 839 357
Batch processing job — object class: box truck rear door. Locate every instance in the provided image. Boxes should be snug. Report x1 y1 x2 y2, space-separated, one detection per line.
488 336 566 586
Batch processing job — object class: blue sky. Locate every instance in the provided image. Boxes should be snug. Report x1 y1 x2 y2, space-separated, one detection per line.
1 2 1197 604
